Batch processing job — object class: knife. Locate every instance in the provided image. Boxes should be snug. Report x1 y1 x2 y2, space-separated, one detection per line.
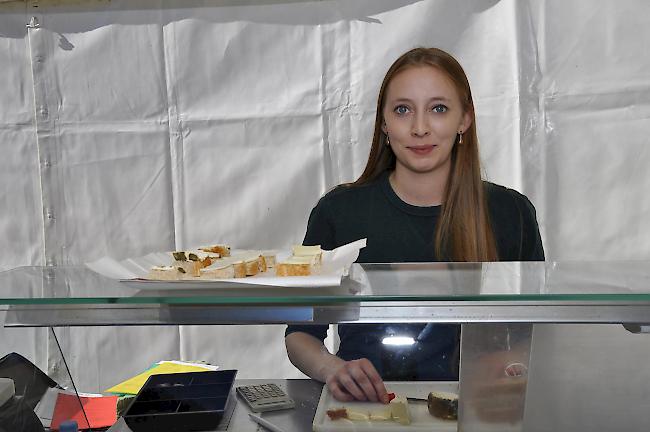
406 396 428 403
388 392 427 403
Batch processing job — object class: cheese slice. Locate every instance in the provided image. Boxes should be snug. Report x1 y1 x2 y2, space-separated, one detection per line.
292 245 322 264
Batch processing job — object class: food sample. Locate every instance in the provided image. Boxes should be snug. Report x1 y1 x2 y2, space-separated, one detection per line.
199 244 231 257
325 395 411 425
276 245 323 276
224 258 246 278
261 251 277 269
325 408 347 420
389 395 411 425
199 261 235 279
292 244 322 264
236 252 264 276
147 266 181 280
146 244 317 280
171 250 219 277
276 255 319 276
427 391 458 420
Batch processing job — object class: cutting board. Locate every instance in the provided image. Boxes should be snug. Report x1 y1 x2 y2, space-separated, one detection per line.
312 381 458 431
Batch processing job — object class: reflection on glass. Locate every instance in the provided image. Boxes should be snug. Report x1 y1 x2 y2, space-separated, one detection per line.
459 323 533 432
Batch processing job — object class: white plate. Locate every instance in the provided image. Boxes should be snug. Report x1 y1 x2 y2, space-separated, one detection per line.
313 381 458 432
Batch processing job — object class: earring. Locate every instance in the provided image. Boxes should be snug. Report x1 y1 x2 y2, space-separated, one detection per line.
458 131 463 144
385 134 390 146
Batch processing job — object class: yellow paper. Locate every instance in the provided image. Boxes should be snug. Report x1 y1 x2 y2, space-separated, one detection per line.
105 363 213 395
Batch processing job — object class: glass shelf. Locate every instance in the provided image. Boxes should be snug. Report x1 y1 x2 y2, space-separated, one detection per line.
2 261 650 326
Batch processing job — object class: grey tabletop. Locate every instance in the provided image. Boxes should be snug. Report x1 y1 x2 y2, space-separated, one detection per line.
107 378 323 432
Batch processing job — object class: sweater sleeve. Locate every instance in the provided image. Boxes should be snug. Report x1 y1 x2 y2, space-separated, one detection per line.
285 196 335 341
303 195 337 249
517 194 545 261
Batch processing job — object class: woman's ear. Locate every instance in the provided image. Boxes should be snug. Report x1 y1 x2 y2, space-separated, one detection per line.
460 109 473 134
381 121 388 134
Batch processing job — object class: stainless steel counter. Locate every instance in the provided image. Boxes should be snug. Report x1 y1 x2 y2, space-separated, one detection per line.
107 379 323 432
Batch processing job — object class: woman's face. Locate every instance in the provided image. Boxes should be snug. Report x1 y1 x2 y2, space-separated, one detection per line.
382 65 471 179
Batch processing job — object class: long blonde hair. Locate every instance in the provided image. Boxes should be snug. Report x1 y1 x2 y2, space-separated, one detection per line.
354 47 498 262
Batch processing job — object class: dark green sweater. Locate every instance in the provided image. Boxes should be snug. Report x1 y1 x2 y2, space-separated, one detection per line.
287 170 544 380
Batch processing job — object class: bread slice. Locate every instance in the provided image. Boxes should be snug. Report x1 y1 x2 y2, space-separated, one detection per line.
147 266 180 280
217 258 247 278
229 251 266 276
275 256 319 277
261 251 277 269
199 261 235 279
170 250 220 277
244 257 260 276
173 260 202 277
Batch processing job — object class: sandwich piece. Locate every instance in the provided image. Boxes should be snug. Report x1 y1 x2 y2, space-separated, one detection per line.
230 252 264 276
171 250 220 277
147 266 181 280
242 252 264 276
199 261 235 279
275 255 320 277
199 244 231 257
218 258 247 278
261 251 277 269
187 250 220 268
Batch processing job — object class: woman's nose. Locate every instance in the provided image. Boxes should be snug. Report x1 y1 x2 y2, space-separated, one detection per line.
411 112 430 137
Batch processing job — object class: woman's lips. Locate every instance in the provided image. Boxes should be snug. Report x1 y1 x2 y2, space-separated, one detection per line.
408 145 436 155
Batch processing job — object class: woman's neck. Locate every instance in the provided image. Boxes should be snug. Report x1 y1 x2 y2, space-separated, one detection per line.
389 167 448 207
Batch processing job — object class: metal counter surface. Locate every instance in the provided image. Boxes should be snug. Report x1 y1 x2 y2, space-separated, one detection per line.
107 379 323 432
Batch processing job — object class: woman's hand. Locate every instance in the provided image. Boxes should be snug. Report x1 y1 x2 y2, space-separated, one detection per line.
324 358 389 403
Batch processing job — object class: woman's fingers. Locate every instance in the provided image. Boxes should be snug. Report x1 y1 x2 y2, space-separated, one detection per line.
326 358 387 402
326 379 354 402
358 359 389 403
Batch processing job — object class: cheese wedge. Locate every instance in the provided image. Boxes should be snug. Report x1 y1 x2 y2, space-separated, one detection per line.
427 391 458 420
389 395 411 425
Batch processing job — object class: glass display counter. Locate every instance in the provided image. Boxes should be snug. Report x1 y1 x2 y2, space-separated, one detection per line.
2 261 650 431
2 261 650 326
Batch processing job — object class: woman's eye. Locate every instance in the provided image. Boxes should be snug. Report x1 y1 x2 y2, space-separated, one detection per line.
394 105 410 115
432 104 448 113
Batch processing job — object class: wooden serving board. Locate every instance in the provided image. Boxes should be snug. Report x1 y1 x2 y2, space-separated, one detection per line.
312 381 458 432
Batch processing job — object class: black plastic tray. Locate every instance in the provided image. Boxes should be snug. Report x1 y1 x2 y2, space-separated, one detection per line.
123 369 237 432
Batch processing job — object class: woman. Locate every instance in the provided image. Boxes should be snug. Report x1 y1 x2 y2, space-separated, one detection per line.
285 47 544 404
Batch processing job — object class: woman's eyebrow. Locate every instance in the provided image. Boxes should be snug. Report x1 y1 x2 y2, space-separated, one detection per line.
389 96 451 104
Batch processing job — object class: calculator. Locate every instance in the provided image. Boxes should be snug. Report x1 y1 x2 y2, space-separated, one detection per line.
236 383 295 412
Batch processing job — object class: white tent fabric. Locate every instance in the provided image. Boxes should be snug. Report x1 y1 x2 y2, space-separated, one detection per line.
1 0 650 392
